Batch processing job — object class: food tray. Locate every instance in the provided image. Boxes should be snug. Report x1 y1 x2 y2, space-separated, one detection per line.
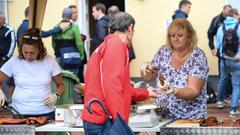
160 126 240 135
0 125 35 135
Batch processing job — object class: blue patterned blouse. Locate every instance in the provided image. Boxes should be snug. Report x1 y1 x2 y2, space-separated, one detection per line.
151 45 209 119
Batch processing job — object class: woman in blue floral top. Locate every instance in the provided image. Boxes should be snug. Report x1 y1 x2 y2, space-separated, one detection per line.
142 19 209 119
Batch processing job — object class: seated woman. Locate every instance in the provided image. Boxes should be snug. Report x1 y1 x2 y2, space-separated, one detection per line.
141 19 209 119
0 28 64 119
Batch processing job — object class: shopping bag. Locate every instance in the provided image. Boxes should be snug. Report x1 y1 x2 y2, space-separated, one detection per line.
87 98 134 135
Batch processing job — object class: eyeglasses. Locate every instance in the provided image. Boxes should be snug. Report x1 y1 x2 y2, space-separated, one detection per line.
23 35 40 40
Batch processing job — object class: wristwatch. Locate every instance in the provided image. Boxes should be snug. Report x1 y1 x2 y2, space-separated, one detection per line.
55 92 61 99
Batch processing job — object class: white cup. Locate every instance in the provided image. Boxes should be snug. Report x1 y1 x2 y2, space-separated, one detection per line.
55 108 65 126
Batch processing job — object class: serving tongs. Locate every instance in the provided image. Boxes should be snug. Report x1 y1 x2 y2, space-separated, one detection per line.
3 101 24 118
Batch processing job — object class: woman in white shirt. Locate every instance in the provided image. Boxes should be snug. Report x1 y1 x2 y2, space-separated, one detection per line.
0 28 64 119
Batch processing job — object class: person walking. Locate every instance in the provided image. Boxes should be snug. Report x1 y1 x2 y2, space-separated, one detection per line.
90 3 109 55
172 0 192 20
207 5 232 108
216 9 240 117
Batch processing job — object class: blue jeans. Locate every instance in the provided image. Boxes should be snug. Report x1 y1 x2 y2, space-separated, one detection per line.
83 120 105 135
217 59 240 110
83 119 113 135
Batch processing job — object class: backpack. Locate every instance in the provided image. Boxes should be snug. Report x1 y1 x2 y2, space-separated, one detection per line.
222 23 239 57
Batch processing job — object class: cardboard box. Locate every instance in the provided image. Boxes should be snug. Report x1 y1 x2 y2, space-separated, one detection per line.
55 104 84 127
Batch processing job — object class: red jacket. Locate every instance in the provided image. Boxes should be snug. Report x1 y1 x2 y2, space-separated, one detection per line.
81 34 149 124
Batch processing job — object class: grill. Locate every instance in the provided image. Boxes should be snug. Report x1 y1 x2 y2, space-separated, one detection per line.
0 125 35 135
160 127 240 135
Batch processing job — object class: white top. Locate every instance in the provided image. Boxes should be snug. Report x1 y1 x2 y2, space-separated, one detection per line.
0 55 61 115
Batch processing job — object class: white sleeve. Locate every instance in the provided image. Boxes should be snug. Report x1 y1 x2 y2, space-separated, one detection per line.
49 56 61 77
0 57 14 77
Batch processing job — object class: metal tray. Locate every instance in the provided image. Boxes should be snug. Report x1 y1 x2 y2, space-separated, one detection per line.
160 126 240 135
0 125 35 135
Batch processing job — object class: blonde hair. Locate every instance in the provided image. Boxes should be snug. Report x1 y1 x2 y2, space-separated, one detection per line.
166 19 197 50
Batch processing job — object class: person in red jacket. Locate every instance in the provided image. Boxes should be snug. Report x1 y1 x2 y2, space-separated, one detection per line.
81 12 157 134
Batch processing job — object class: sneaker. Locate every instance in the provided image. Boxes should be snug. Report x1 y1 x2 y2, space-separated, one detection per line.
216 101 224 109
229 110 240 117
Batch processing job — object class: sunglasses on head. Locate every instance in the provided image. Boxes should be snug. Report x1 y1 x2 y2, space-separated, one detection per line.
23 35 40 40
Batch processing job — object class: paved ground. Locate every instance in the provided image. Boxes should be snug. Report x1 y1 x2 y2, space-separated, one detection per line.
207 102 240 120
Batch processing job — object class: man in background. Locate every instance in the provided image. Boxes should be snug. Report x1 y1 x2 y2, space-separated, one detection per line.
172 0 192 20
215 9 240 117
69 5 78 23
107 5 119 17
107 5 136 62
69 5 86 104
164 0 191 30
52 8 84 76
69 5 87 84
91 3 109 55
208 5 232 55
0 12 16 100
17 7 70 44
207 5 232 109
0 12 15 67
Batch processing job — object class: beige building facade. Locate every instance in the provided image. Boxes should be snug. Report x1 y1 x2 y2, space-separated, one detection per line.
5 0 238 77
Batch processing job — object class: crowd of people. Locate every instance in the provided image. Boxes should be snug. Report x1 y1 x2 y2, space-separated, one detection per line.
0 0 240 134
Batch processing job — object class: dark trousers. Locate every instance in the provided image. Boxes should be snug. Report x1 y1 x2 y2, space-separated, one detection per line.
78 63 85 83
83 120 106 135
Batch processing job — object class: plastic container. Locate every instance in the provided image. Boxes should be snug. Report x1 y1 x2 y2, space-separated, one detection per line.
52 70 79 105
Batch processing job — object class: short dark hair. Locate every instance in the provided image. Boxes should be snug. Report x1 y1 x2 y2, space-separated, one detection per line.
68 5 77 9
25 7 29 18
19 28 47 60
93 3 106 14
179 0 192 9
228 8 239 17
108 5 120 17
109 12 135 34
223 4 232 9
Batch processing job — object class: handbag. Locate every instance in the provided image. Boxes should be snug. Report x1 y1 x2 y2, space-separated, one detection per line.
87 98 134 135
59 46 81 68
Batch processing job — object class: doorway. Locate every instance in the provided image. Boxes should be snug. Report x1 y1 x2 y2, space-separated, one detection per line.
88 0 125 49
